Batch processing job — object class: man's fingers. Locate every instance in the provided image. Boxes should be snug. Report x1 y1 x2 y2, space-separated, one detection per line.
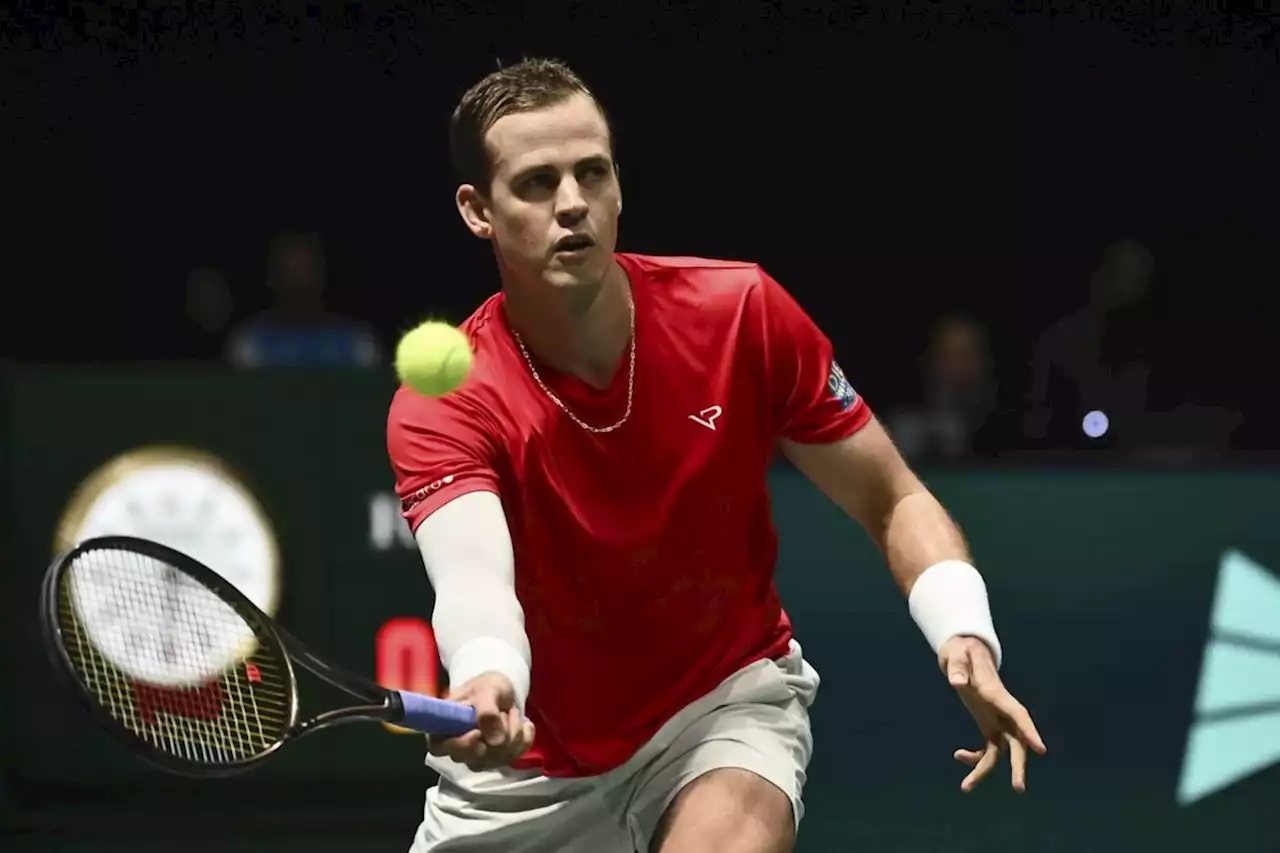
429 729 482 757
478 717 506 747
965 667 1049 757
432 674 530 771
503 706 530 756
960 741 1000 792
1009 736 1028 792
1007 706 1048 755
970 664 1008 704
520 719 536 750
968 644 999 678
982 689 1048 756
459 707 533 771
944 645 972 688
448 734 488 765
951 651 1046 788
448 731 485 754
472 692 507 747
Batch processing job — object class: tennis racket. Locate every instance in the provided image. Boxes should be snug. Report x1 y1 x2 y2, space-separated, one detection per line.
40 534 477 777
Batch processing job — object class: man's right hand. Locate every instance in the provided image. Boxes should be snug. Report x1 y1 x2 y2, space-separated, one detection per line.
428 672 535 771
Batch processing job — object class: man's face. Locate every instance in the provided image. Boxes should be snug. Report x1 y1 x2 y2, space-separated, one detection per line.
459 93 621 290
1093 242 1153 310
273 246 324 298
928 321 987 389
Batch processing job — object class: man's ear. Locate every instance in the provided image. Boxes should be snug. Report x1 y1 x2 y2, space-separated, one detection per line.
455 184 493 240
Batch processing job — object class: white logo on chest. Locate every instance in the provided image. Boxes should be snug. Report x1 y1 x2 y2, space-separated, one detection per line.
688 406 723 431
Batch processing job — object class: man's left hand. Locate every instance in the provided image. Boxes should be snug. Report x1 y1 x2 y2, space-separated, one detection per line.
939 635 1047 793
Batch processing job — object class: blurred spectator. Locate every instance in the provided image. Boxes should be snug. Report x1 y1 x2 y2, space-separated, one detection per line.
1025 239 1156 450
888 313 1000 462
225 231 382 369
184 266 235 359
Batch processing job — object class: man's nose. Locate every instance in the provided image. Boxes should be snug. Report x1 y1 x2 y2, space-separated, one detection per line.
555 181 588 223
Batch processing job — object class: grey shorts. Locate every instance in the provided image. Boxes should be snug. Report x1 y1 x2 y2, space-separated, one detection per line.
409 640 821 853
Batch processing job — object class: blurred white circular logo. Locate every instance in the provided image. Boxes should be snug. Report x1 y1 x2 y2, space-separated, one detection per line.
1082 409 1110 439
55 447 281 685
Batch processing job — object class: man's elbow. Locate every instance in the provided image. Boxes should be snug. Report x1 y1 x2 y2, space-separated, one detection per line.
847 433 930 532
432 582 528 635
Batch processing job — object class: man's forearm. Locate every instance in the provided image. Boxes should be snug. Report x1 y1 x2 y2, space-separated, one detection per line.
415 491 533 708
780 422 1002 666
870 484 998 666
877 489 972 597
876 488 1001 667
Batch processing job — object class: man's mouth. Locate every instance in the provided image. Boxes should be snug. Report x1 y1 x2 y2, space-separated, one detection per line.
554 235 595 253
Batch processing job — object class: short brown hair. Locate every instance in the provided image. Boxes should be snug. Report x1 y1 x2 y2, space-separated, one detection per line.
449 57 613 192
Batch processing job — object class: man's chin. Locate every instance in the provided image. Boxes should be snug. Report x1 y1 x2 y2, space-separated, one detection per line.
542 262 607 289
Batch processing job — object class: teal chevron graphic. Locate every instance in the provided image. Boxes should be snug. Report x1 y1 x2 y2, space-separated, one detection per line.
1177 549 1280 805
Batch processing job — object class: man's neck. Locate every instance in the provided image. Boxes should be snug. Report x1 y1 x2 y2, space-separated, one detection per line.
503 259 632 389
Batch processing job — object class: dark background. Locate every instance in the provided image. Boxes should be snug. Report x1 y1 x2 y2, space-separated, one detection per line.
6 2 1277 429
4 2 1280 851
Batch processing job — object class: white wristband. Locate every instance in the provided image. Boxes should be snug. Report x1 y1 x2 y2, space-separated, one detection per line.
446 636 532 712
908 560 1002 670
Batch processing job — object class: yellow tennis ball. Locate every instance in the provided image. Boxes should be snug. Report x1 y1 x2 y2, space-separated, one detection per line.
395 321 473 397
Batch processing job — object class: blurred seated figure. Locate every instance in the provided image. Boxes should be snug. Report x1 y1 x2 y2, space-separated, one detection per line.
226 230 382 369
184 266 235 360
888 313 1000 462
1025 239 1156 452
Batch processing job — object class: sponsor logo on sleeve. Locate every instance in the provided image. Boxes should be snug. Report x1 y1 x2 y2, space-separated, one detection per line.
827 360 857 410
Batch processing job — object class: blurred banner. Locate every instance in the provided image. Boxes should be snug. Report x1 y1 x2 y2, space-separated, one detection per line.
2 367 1279 852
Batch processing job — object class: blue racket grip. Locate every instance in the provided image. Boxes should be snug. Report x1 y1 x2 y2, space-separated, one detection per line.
395 691 478 737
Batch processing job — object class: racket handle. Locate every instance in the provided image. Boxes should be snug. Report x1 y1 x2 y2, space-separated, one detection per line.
394 691 478 736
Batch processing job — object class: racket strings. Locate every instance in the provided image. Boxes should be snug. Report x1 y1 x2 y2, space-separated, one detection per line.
58 546 292 765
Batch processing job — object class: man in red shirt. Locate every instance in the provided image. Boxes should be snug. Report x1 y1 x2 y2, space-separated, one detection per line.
387 58 1045 853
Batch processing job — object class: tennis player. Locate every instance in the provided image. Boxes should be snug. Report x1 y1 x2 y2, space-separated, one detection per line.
387 58 1046 853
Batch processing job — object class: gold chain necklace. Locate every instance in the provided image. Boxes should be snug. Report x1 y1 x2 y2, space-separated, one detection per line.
511 295 636 434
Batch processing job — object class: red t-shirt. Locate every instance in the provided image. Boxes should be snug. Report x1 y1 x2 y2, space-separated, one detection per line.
386 253 871 777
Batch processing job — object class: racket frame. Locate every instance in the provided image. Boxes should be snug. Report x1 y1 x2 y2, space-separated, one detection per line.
271 622 413 737
40 535 418 778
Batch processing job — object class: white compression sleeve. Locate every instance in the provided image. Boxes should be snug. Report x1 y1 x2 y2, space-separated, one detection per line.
414 490 531 710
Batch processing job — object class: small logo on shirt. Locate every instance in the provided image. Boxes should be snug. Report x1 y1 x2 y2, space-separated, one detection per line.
827 361 857 410
689 406 723 431
401 474 456 513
